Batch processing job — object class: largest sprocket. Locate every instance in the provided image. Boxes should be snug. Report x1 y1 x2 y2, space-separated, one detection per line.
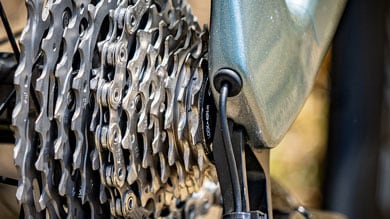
13 0 219 218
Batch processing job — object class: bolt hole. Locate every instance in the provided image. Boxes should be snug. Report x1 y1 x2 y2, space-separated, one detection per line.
118 168 124 178
24 76 29 88
113 88 120 102
135 94 142 113
128 197 133 209
104 111 109 123
79 18 88 36
67 91 75 110
113 131 120 144
130 15 136 26
83 81 88 92
62 8 71 28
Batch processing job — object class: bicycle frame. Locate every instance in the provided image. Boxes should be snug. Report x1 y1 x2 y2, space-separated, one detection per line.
208 0 346 218
0 0 348 218
209 0 346 148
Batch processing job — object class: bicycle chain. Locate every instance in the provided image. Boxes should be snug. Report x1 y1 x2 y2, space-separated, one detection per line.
13 0 219 218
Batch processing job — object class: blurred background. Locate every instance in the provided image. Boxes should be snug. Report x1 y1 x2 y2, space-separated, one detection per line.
0 0 389 218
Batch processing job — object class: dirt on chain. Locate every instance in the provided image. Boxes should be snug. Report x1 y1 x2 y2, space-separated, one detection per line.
0 0 329 218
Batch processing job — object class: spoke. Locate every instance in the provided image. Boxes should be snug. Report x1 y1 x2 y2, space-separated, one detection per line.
0 28 22 45
0 1 20 61
0 86 40 116
0 176 18 186
0 88 15 116
0 2 40 115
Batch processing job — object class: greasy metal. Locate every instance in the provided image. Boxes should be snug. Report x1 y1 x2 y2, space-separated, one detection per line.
209 0 346 147
13 0 219 218
92 0 218 217
296 206 311 219
223 211 267 219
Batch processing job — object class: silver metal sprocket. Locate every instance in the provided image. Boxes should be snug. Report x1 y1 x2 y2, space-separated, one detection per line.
13 0 219 218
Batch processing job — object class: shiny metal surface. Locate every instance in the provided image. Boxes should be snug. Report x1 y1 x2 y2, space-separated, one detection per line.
13 0 219 217
209 0 346 147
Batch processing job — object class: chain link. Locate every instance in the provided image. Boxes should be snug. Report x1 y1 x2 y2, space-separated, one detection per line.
13 0 219 218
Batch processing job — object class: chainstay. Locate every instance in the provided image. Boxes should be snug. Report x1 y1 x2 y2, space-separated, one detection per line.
13 0 219 218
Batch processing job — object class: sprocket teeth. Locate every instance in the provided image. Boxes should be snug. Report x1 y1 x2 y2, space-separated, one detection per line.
14 0 219 218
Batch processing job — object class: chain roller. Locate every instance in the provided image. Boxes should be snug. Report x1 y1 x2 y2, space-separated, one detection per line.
13 0 220 218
